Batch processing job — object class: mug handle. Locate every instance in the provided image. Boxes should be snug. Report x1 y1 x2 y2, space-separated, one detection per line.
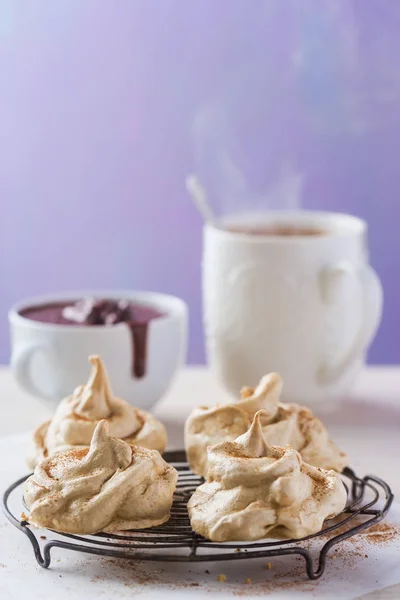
318 261 383 386
11 342 58 400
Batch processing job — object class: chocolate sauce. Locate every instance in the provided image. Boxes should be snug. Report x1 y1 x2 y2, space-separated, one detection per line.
19 299 164 378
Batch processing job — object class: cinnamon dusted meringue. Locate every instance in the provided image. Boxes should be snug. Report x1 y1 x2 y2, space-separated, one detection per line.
188 411 347 541
24 420 178 534
184 373 347 476
28 355 167 468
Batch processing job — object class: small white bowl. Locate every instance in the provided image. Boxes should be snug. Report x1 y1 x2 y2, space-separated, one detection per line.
9 290 188 410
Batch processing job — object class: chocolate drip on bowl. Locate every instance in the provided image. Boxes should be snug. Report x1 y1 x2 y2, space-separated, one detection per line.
129 322 148 378
20 298 164 378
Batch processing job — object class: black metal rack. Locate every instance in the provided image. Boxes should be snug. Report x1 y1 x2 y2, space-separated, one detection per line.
2 450 393 579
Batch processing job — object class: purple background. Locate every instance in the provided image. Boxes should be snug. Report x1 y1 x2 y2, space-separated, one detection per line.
1 1 400 365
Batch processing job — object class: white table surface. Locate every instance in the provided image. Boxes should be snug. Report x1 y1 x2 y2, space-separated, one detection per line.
1 365 400 599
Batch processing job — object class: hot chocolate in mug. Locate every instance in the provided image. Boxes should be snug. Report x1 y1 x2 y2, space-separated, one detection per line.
9 291 188 410
203 211 383 407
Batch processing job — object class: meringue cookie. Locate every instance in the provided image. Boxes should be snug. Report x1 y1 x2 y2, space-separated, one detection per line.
184 373 347 476
28 355 167 468
188 411 347 541
24 420 178 534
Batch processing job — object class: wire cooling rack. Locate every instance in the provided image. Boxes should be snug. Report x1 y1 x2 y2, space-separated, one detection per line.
2 450 394 579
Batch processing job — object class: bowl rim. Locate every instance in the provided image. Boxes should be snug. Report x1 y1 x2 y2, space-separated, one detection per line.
9 290 188 331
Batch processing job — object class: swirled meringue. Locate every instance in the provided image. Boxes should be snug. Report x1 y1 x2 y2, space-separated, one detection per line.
24 420 178 534
188 411 347 541
184 373 347 476
28 355 167 468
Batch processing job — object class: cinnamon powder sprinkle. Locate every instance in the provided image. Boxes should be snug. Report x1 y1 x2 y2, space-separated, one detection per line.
361 521 400 544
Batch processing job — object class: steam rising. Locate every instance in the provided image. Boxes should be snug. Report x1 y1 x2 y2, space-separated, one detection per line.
190 0 400 220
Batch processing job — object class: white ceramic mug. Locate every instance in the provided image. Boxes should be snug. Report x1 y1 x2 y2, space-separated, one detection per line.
203 211 383 407
9 290 188 410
